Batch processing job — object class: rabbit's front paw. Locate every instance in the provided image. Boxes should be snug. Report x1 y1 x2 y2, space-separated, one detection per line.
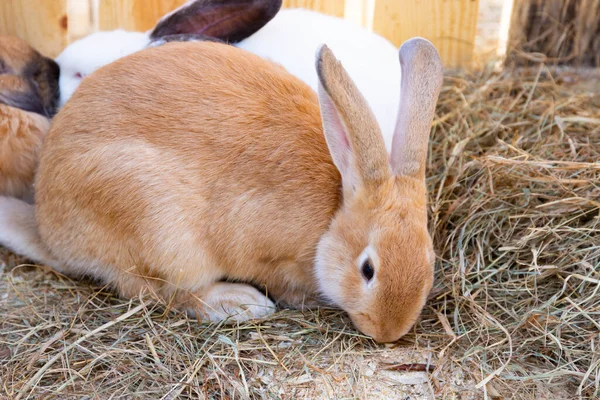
189 282 276 323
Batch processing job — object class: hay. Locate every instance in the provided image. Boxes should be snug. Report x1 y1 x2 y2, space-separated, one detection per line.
508 0 600 66
427 63 600 398
1 64 600 399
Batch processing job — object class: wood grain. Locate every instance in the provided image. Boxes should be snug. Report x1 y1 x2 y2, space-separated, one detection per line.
372 0 480 68
344 0 374 28
0 0 69 57
98 0 187 31
1 0 481 68
282 0 346 17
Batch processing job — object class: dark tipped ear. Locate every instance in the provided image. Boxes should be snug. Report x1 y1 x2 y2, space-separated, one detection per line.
37 57 60 117
316 45 390 196
390 38 443 180
0 55 59 118
19 54 60 118
149 0 282 43
0 89 45 116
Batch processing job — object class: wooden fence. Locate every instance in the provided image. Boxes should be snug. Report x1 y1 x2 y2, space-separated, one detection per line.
0 0 481 68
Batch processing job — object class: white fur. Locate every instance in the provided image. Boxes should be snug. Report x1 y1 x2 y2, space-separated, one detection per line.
0 196 275 322
55 30 150 106
238 9 400 151
193 282 276 322
54 9 400 151
0 196 58 268
314 231 345 306
357 245 378 289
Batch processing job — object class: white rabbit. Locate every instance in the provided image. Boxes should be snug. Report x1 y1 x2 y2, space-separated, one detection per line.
56 30 149 107
55 0 400 151
55 0 282 107
235 9 400 150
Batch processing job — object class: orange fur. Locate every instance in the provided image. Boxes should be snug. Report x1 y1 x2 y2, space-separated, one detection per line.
0 35 60 116
37 41 338 310
0 36 37 87
314 44 437 341
0 35 59 200
0 104 49 199
316 45 390 188
317 176 434 341
27 39 441 342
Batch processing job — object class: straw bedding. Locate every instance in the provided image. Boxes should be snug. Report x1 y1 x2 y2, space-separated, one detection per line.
1 64 599 399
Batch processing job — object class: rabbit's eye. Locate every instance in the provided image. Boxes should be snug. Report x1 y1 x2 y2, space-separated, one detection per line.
0 60 6 74
74 72 84 79
361 259 374 281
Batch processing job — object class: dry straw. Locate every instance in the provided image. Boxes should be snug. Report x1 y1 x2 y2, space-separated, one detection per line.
1 63 600 398
508 0 600 66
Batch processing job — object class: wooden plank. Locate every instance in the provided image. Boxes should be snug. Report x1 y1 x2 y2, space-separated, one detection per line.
282 0 346 17
372 0 480 68
67 0 94 43
98 0 347 33
344 0 374 28
98 0 187 31
0 0 69 58
496 0 514 59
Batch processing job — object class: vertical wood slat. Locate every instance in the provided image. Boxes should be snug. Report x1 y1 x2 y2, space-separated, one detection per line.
1 0 481 69
67 0 95 43
372 0 480 68
344 0 374 29
97 0 347 32
98 0 187 31
282 0 346 17
97 1 346 32
0 0 69 58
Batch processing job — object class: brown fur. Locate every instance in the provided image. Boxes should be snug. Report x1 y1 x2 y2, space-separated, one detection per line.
0 104 49 199
319 175 434 341
37 41 338 309
30 39 441 342
0 35 60 118
390 39 443 179
0 35 59 200
313 42 440 342
316 45 390 187
150 0 283 44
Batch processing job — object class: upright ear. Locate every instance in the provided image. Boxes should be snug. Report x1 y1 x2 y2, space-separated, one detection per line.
316 45 390 197
390 38 443 180
149 0 282 43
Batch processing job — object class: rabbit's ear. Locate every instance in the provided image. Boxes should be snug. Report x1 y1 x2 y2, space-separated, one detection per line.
316 45 390 196
0 89 45 116
149 0 282 43
390 38 443 180
0 59 56 117
33 56 60 117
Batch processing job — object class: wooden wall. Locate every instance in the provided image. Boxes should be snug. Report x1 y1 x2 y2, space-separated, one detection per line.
0 0 69 58
373 0 480 68
283 0 346 18
0 0 481 68
98 0 187 31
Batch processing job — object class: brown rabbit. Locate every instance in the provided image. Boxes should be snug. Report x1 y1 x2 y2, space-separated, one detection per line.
0 38 442 342
0 35 60 200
